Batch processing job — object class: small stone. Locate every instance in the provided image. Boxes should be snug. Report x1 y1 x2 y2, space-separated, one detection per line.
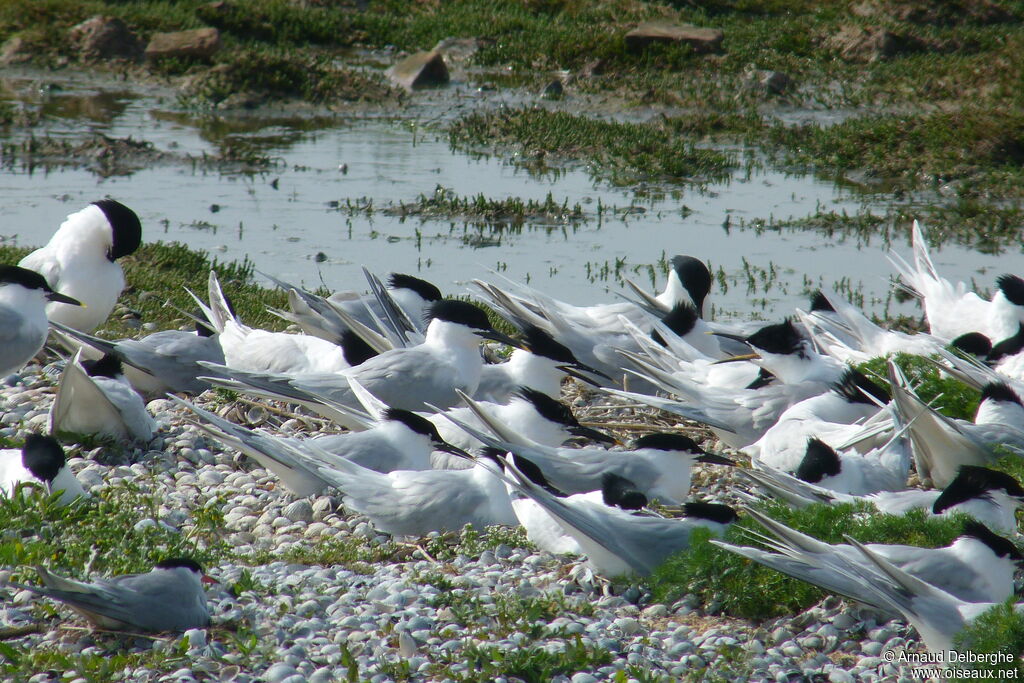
183 628 207 649
541 80 563 99
614 617 641 635
771 628 793 645
398 630 417 658
832 613 857 630
145 28 221 60
829 671 854 683
642 603 668 618
387 51 449 90
625 22 724 54
69 16 141 61
264 663 298 682
571 674 598 683
284 500 314 523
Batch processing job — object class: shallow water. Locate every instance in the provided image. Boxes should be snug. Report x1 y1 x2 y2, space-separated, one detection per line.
3 75 1021 322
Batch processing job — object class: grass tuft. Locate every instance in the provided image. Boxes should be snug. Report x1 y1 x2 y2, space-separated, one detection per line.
448 108 737 186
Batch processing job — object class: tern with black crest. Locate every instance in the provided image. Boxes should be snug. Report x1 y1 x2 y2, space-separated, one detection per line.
20 199 141 332
0 265 83 377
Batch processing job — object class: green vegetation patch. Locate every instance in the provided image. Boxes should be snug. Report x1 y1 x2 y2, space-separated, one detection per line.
0 482 228 582
766 109 1024 199
646 499 964 619
449 108 737 186
954 600 1024 675
858 352 980 421
387 186 588 225
182 50 395 107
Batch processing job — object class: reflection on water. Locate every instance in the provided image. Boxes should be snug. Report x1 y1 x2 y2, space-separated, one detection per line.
1 74 1021 321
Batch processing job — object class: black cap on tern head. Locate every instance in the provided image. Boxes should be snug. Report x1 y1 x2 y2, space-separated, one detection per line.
340 330 378 367
670 255 711 316
0 266 84 306
951 332 992 358
425 300 493 331
682 502 738 525
515 387 616 444
383 408 443 439
510 452 567 497
388 273 442 302
93 199 142 261
0 266 55 292
933 465 1024 514
831 368 891 406
601 472 647 510
744 319 806 356
795 438 842 484
980 382 1023 407
385 407 471 458
987 323 1024 363
960 520 1024 561
520 325 576 364
652 303 699 346
633 433 704 453
997 274 1024 306
21 434 67 484
515 387 577 426
809 291 835 313
81 353 124 379
155 557 205 574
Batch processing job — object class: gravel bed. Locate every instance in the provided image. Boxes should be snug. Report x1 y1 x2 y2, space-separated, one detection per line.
0 363 931 682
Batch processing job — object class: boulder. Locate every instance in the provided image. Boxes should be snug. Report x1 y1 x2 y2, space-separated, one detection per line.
625 23 724 54
387 51 449 90
69 16 141 61
145 28 222 60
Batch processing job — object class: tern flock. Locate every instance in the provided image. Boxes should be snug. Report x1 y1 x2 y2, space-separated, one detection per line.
3 200 1024 670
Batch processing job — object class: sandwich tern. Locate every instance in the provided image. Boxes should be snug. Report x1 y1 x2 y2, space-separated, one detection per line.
19 199 141 332
49 351 156 443
0 266 83 377
201 299 521 414
10 558 213 632
0 434 87 507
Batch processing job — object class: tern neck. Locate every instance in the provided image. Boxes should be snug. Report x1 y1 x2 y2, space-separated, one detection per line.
503 350 563 399
48 467 86 506
656 271 696 314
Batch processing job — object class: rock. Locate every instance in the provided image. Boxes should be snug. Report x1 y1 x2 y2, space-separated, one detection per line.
283 500 314 523
746 69 793 95
541 80 563 99
576 58 607 80
823 25 927 63
625 22 724 54
69 16 141 61
145 28 221 60
387 51 449 90
0 36 32 65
